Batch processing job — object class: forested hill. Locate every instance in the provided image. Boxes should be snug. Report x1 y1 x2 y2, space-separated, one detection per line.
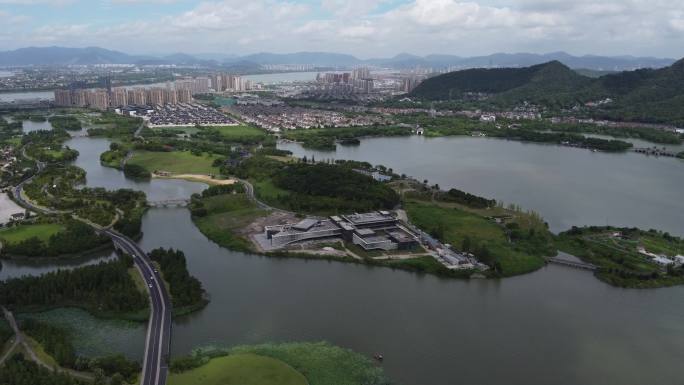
409 58 684 124
410 61 591 101
589 58 684 124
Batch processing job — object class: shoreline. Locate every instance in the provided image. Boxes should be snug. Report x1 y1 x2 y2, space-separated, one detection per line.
152 173 237 186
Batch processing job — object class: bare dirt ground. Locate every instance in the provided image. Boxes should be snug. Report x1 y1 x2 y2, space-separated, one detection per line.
0 193 24 224
152 173 237 185
244 210 299 237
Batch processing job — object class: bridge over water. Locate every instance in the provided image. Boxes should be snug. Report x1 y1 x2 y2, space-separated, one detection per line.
147 199 191 208
547 257 598 271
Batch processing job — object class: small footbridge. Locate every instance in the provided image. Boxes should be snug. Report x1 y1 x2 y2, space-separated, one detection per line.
147 199 191 208
547 257 598 271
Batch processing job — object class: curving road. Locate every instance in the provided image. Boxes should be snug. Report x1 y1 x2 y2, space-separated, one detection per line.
106 230 171 385
12 159 171 385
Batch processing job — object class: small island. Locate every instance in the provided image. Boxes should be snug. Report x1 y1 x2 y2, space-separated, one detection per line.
556 226 684 288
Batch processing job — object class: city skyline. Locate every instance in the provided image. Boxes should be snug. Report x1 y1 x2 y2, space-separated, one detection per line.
0 0 683 58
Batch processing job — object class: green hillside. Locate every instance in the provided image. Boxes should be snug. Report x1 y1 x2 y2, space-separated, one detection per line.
411 61 592 105
591 58 684 124
410 58 684 124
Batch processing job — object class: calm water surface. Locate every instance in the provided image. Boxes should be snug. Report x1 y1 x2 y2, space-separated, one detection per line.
1 135 683 385
279 136 684 236
0 90 54 102
243 71 333 84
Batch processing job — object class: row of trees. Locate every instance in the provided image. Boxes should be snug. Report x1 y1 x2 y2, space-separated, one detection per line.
0 355 86 385
0 255 148 314
1 220 111 257
21 319 141 384
149 248 207 308
48 116 82 131
21 319 76 367
272 163 400 213
488 129 634 152
438 188 496 209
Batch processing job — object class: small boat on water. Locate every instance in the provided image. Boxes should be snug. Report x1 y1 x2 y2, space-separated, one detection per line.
373 353 384 361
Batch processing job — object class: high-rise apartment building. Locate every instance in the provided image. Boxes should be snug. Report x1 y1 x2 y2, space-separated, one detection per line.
129 88 147 105
72 89 88 107
164 88 178 105
54 89 72 106
353 78 374 93
352 67 371 80
177 88 192 103
87 89 110 111
110 88 128 107
147 88 165 106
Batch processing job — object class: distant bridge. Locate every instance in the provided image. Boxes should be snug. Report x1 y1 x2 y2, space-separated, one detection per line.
147 199 190 208
547 257 597 271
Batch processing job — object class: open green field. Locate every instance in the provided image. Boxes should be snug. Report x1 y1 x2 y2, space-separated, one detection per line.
405 201 547 276
150 126 200 135
252 178 291 205
230 342 389 385
168 354 307 385
0 223 64 245
128 151 220 175
192 193 266 252
406 201 506 245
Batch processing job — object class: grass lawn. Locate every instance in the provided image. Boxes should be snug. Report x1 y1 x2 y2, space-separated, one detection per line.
128 151 220 175
168 354 307 385
252 178 291 205
406 201 506 246
151 126 200 135
230 342 389 385
0 223 64 245
405 201 546 276
193 194 266 252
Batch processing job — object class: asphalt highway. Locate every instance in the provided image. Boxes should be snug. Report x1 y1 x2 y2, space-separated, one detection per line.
106 230 171 385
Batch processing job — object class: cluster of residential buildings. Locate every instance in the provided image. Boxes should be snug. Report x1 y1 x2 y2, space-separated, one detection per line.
140 103 238 127
230 104 388 132
264 211 420 251
53 76 220 111
0 145 17 173
260 64 316 71
315 68 375 94
550 116 683 133
209 73 252 92
54 87 194 110
400 75 426 93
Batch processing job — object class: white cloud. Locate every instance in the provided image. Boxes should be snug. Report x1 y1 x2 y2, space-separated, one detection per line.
8 0 684 58
0 0 75 5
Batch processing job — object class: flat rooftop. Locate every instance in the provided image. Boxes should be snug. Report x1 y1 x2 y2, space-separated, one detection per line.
342 211 395 226
356 228 376 236
272 220 340 237
388 230 416 243
293 218 318 231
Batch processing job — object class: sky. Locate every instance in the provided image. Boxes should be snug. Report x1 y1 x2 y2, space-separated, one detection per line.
0 0 683 58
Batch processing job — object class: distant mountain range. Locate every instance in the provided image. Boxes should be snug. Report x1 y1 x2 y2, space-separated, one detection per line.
0 46 676 71
410 58 684 125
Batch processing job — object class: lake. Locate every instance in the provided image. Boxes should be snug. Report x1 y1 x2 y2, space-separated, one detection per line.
244 71 333 84
0 90 54 102
278 136 684 236
0 135 682 385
